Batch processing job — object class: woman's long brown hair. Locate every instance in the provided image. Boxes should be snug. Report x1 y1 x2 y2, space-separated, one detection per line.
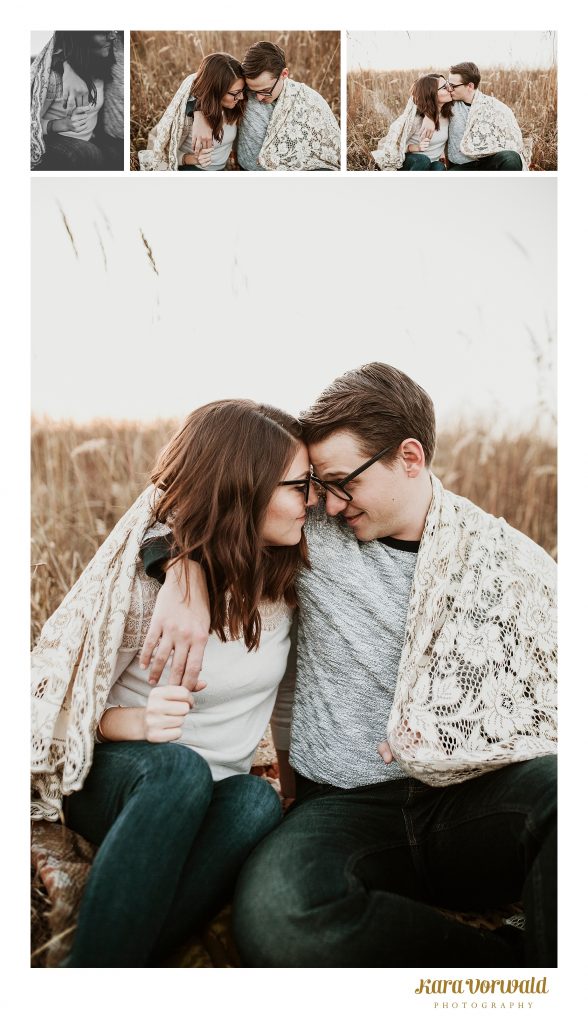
190 52 246 142
411 75 453 130
150 400 309 651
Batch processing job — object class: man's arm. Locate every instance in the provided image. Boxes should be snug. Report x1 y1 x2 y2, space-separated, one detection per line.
191 109 213 151
139 545 211 690
61 61 90 109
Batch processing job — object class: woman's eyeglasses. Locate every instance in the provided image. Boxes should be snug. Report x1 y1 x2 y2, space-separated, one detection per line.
227 87 245 99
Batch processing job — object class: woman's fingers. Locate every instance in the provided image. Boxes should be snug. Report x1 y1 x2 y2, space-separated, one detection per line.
376 740 394 763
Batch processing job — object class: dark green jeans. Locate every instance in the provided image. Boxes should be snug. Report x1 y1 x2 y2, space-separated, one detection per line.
63 741 281 966
232 755 556 967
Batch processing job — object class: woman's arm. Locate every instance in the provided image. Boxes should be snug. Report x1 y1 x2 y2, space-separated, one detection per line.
98 685 196 743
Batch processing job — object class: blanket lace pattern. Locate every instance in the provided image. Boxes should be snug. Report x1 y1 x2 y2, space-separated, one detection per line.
388 475 557 785
30 36 60 167
31 488 291 819
257 79 340 171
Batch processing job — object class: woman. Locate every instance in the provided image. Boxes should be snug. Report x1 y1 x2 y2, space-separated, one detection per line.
31 400 316 966
31 31 121 170
372 74 453 172
139 52 246 171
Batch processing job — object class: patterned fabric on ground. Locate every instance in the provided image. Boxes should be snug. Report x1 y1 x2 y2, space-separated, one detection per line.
388 475 557 785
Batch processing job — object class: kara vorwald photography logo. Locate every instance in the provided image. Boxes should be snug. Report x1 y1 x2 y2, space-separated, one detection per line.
414 977 550 1010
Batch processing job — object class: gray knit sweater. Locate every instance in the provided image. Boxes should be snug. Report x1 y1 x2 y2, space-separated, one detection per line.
286 504 418 788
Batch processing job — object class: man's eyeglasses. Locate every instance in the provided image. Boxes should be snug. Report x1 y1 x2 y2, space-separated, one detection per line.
248 70 284 98
313 445 396 502
446 82 463 91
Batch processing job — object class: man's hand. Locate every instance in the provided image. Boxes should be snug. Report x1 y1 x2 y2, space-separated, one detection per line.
144 684 196 743
419 115 435 142
140 559 211 690
191 110 213 151
62 61 91 110
276 749 296 808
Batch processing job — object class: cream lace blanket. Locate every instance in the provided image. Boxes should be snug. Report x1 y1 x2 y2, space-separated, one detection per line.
31 488 157 820
138 73 197 171
30 36 59 167
372 90 532 170
388 475 556 785
257 78 340 171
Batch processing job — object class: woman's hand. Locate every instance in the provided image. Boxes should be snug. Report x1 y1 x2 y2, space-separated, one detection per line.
49 107 93 135
144 684 196 743
377 740 395 763
140 559 211 690
62 61 90 109
191 111 213 151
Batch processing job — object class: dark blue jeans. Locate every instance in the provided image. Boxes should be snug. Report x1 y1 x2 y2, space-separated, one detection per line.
402 152 446 171
232 755 556 967
63 742 281 966
447 151 523 171
33 129 123 171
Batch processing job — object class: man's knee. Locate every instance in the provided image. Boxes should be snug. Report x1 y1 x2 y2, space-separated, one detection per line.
496 150 523 170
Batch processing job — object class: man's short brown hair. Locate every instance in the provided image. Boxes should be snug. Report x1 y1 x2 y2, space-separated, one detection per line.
450 62 481 89
299 363 436 466
242 41 286 79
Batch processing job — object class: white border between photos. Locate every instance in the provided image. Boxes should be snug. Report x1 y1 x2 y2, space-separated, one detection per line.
5 0 584 1019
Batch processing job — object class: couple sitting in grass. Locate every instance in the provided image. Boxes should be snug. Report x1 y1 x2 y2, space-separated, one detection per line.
138 40 340 172
373 61 530 171
32 363 556 968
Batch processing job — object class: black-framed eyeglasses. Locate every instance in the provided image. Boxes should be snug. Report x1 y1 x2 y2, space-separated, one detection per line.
437 80 450 92
314 445 396 502
226 86 245 99
248 70 284 98
446 81 463 91
278 473 318 503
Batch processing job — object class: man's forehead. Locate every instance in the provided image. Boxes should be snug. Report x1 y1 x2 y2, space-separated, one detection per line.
309 432 364 472
448 74 464 84
246 71 275 86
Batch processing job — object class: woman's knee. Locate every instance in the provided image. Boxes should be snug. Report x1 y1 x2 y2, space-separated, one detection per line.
403 153 432 170
134 742 214 803
220 774 282 837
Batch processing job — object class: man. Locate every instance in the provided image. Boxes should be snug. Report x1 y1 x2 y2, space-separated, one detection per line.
441 61 526 170
191 40 340 171
142 364 556 967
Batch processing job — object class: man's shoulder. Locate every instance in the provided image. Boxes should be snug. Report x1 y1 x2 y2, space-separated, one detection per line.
476 90 515 117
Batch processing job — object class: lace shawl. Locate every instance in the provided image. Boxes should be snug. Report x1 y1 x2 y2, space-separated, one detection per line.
138 74 197 171
388 475 557 785
30 36 59 167
257 78 340 171
371 96 420 170
372 90 532 171
460 90 532 168
31 488 157 820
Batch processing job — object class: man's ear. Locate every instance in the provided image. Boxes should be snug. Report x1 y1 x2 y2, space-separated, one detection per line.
283 68 289 79
399 439 426 476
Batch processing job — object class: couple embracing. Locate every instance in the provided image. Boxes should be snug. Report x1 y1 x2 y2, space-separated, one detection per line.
32 363 556 968
374 61 529 171
139 40 340 172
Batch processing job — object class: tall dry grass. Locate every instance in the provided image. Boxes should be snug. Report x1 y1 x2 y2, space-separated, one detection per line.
31 418 556 647
347 66 557 170
131 31 341 170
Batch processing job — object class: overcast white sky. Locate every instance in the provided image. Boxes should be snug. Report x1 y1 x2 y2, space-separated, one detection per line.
348 31 557 71
31 176 556 434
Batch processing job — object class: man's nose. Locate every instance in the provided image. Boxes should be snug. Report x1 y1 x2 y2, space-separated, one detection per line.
324 492 348 517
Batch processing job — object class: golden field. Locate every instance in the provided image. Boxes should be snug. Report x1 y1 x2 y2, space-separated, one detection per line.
347 66 557 171
31 418 556 645
130 30 341 170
